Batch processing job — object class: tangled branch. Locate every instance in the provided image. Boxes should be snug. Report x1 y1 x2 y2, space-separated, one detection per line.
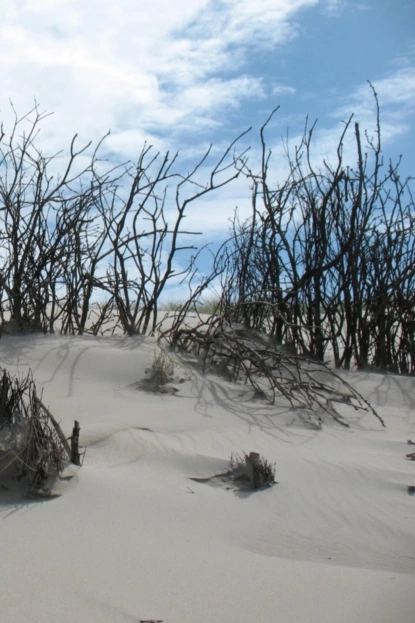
0 368 68 485
159 314 384 428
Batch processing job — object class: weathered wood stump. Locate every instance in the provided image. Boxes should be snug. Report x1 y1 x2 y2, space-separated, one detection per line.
71 420 81 466
245 451 261 488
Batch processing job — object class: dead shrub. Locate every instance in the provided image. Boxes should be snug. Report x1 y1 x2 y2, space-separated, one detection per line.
142 350 175 393
230 451 276 489
0 368 67 487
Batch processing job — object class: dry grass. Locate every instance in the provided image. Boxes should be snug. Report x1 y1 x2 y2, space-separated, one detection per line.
141 350 176 393
230 452 276 489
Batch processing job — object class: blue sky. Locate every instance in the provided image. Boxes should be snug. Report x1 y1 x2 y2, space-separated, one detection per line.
0 0 414 298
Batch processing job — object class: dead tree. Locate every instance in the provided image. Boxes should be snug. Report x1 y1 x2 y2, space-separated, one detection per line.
90 131 250 335
0 104 250 337
216 84 415 373
0 105 117 333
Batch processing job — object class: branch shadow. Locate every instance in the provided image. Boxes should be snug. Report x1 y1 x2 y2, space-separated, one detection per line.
0 477 64 520
186 367 323 445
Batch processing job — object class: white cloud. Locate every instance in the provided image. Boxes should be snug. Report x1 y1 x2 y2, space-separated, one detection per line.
254 66 415 183
0 0 317 157
0 1 413 248
224 64 415 216
141 76 265 137
323 0 346 14
273 85 297 96
331 68 415 147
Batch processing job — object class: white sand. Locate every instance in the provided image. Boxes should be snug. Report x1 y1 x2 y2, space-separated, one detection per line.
0 333 414 622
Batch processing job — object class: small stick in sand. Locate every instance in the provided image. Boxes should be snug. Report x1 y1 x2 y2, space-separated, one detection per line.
71 420 81 466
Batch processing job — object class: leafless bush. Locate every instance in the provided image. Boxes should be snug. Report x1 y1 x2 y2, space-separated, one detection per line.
159 314 384 427
0 103 249 336
230 452 276 489
140 349 177 394
0 368 67 486
0 104 111 334
151 350 174 386
0 94 413 379
215 84 415 374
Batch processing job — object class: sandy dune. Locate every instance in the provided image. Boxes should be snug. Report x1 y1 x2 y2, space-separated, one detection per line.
0 333 414 622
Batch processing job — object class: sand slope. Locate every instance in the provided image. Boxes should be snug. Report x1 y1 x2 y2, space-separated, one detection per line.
0 334 414 622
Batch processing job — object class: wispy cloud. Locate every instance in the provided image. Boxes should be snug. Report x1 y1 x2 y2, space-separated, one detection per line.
332 67 415 145
262 65 415 176
0 0 317 156
322 0 347 15
273 85 297 96
234 63 415 208
0 0 413 246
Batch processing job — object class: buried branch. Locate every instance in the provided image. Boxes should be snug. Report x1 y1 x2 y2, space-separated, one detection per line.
159 315 384 428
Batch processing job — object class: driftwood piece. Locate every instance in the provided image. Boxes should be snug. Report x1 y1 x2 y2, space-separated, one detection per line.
230 451 276 489
245 451 260 487
71 420 81 466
